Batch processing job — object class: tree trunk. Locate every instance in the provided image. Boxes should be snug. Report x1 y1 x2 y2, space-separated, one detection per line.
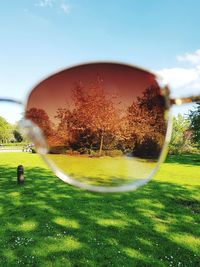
99 133 104 156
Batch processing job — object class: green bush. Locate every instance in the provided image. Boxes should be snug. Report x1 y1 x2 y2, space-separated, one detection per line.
49 146 68 154
132 138 161 159
31 148 36 153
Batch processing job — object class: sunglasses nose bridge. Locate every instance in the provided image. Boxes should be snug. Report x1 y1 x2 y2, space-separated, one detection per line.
18 119 49 154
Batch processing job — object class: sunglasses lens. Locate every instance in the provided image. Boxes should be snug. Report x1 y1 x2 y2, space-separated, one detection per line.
25 63 168 191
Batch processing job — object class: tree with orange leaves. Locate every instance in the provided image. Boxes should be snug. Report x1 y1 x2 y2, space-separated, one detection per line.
56 77 122 155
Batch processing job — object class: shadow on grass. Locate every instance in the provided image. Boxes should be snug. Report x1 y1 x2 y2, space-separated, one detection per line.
166 153 200 166
0 160 199 266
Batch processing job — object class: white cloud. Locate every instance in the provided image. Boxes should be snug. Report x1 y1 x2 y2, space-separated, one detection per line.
36 0 71 15
60 3 71 14
177 49 200 65
157 49 200 97
157 67 200 89
37 0 54 7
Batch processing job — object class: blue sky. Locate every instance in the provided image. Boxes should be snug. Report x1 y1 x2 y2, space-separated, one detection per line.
0 0 200 123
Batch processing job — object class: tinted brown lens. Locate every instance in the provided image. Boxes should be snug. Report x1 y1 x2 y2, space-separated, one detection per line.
26 63 168 188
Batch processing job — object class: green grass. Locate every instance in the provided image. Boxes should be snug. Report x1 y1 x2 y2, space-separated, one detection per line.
0 152 199 266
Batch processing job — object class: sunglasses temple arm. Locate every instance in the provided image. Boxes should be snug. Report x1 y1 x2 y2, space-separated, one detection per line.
170 95 200 106
0 98 23 105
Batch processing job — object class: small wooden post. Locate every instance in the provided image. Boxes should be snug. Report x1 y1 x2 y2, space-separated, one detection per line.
17 165 24 184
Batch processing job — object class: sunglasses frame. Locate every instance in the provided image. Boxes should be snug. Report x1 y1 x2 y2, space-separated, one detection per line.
1 61 200 192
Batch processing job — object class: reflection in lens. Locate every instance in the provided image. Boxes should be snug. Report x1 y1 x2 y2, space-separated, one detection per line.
26 63 168 190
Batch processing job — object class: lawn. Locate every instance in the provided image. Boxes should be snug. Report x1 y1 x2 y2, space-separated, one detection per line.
0 153 199 266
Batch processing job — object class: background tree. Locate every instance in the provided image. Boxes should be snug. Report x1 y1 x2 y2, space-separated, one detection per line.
125 86 166 158
55 107 81 148
168 114 193 154
56 78 122 155
0 116 13 143
189 102 200 148
13 129 23 142
26 108 55 145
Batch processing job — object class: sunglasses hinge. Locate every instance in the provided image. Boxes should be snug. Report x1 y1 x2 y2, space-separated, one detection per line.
171 96 200 106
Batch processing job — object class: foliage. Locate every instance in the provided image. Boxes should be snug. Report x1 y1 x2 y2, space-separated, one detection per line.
133 137 162 158
25 107 59 147
0 116 13 143
31 148 36 153
49 146 68 154
126 85 166 158
0 116 28 143
189 102 200 148
13 129 23 142
55 79 121 156
26 108 53 138
168 114 194 154
26 81 198 159
53 82 167 158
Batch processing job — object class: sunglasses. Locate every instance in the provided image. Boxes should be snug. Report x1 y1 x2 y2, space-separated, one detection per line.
1 62 200 192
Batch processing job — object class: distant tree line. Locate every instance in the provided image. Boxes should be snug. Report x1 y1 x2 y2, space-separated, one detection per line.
0 116 25 143
5 77 198 157
26 79 200 158
168 103 200 154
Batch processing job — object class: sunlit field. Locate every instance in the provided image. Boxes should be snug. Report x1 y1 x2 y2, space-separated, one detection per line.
46 154 157 187
0 152 199 266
